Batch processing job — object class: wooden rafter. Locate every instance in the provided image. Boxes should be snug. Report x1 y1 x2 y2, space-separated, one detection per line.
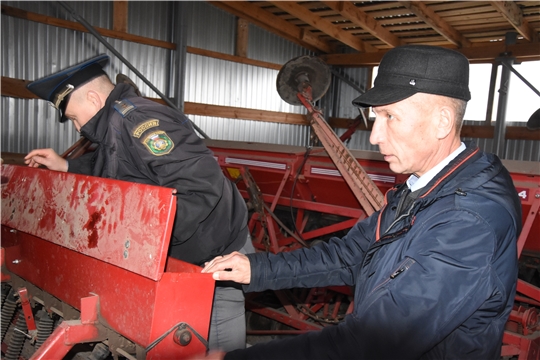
323 1 403 48
490 0 537 42
321 42 540 66
208 1 335 53
398 1 472 48
268 1 378 52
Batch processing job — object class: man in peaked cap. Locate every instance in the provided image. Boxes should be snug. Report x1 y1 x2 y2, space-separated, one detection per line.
24 54 254 353
202 45 521 360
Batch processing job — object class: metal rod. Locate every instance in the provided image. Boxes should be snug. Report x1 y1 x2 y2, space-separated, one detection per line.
493 58 512 157
330 68 364 94
500 61 540 98
484 63 498 125
57 1 210 139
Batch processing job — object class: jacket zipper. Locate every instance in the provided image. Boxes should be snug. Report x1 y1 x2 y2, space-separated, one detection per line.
366 258 416 298
390 259 415 278
382 204 415 236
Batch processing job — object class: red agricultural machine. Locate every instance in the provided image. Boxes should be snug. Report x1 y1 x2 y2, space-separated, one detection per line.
2 56 539 359
1 165 215 359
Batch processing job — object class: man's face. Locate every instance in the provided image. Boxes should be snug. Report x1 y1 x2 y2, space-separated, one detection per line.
369 93 442 177
63 89 99 132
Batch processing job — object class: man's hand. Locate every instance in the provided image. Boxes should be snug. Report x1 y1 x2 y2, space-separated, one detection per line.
25 149 68 172
201 251 251 284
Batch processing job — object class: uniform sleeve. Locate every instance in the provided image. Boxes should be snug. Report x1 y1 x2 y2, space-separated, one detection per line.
229 207 517 359
122 111 224 244
67 152 94 175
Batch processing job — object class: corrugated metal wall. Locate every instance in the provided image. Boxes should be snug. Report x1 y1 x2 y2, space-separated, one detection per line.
182 2 312 146
1 1 538 162
1 1 173 155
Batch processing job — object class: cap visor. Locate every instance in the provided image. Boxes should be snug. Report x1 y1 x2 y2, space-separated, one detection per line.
353 86 418 108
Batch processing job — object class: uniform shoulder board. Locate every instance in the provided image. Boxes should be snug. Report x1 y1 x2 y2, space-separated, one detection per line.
113 99 137 117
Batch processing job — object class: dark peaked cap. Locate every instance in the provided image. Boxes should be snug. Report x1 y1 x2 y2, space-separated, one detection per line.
353 45 471 108
27 54 110 123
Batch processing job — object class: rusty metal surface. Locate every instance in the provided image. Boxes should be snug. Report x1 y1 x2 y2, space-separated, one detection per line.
1 165 176 281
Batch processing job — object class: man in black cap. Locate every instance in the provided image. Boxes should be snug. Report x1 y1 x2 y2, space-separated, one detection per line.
202 45 522 360
24 54 253 352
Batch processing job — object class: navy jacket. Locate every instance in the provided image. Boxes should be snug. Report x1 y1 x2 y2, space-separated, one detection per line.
227 143 521 359
68 84 247 265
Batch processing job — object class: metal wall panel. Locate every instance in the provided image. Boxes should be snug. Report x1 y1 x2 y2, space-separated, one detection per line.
248 24 314 65
182 2 313 146
4 1 112 27
184 2 235 53
128 1 172 41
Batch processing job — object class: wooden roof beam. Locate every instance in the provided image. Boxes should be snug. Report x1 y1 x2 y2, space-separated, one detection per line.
268 1 378 52
489 1 537 42
321 42 540 67
208 1 335 54
398 1 472 48
323 1 404 48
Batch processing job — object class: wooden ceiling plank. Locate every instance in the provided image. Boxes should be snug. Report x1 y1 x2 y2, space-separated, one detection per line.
323 1 403 48
356 2 404 13
268 1 378 52
452 17 522 27
399 1 472 48
443 11 511 23
363 7 416 18
490 0 537 42
434 4 500 18
208 1 335 53
429 2 492 12
458 23 522 32
376 16 423 26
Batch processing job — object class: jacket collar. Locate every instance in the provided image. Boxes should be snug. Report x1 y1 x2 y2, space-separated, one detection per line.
416 141 481 200
375 141 482 241
79 83 136 143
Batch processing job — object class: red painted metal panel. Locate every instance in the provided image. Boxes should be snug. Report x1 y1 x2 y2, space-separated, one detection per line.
1 165 175 281
2 228 214 358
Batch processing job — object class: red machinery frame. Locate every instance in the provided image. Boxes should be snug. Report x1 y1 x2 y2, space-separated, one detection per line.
1 165 215 359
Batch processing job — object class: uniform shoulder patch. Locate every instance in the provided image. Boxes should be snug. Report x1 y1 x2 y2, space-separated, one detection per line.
132 119 159 138
142 130 174 156
114 99 137 117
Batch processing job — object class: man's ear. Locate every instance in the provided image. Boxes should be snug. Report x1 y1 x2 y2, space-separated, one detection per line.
436 105 455 140
86 90 103 111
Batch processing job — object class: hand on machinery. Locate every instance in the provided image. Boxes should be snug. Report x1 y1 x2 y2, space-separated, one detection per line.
201 251 251 284
24 148 68 172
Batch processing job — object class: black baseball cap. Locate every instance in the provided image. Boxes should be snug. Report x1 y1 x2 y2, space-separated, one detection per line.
353 45 471 108
27 54 110 123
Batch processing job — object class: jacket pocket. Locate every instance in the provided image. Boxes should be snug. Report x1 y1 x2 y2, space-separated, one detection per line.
367 257 416 298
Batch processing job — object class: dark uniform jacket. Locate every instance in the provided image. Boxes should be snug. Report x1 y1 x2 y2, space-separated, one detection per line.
226 143 522 360
68 83 247 265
